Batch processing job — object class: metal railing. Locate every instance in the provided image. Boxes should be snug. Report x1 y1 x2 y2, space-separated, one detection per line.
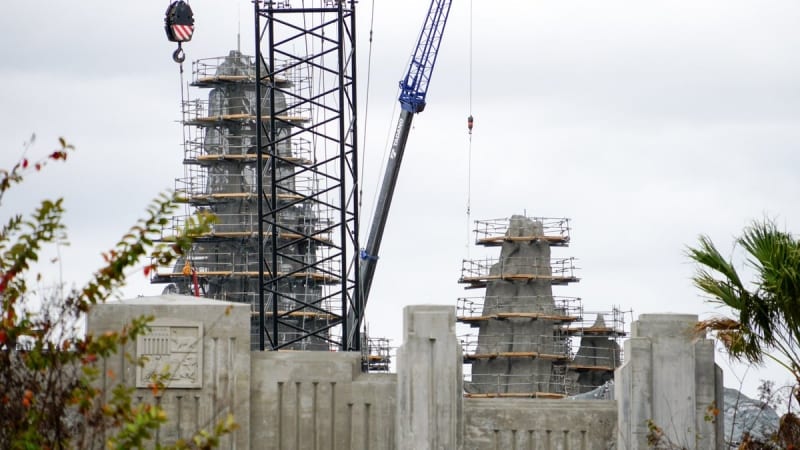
460 333 571 357
183 134 312 164
473 216 571 245
460 257 578 280
456 295 582 319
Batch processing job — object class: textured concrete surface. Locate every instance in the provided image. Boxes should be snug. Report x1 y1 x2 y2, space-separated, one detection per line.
465 398 617 449
396 305 463 450
88 297 723 450
616 314 724 450
471 216 567 395
88 295 252 449
250 351 396 450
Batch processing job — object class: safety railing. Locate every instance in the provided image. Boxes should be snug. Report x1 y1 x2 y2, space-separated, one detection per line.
473 216 571 246
563 307 632 339
463 372 569 397
363 337 393 372
567 344 622 371
459 257 579 287
181 97 310 125
183 134 313 166
191 55 306 87
151 252 341 282
174 169 318 200
158 213 333 244
460 333 571 359
456 295 582 320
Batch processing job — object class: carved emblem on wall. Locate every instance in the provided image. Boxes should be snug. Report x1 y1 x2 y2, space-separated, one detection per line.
136 319 203 389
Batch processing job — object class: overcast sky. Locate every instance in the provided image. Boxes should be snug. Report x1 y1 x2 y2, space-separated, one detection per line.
2 0 799 399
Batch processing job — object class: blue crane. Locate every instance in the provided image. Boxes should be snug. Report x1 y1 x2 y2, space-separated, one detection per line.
351 0 454 341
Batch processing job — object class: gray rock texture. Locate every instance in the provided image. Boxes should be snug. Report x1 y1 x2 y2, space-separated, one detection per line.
723 387 779 448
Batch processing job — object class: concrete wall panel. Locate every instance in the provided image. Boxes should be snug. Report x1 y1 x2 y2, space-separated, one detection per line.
464 399 617 450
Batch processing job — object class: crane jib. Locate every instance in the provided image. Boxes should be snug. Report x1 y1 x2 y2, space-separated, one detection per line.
352 0 454 346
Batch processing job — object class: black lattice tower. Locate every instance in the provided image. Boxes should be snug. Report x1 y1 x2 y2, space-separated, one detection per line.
254 1 360 351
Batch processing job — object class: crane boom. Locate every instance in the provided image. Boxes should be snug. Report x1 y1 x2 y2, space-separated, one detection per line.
350 0 454 344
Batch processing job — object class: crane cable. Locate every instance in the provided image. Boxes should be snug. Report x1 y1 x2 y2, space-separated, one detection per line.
359 0 377 228
465 0 474 255
357 0 378 333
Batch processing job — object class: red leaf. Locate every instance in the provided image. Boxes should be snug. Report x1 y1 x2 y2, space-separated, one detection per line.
21 159 28 169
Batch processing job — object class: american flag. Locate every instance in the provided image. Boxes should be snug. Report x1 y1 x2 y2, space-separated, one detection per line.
171 24 194 42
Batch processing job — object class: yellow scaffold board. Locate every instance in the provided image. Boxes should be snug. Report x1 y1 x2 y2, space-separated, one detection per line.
249 311 337 320
194 154 312 165
177 192 305 202
193 75 290 86
562 326 626 336
464 392 565 399
457 312 579 323
464 351 568 361
567 364 615 372
187 114 310 124
476 235 570 246
180 231 332 244
459 274 580 288
157 271 339 283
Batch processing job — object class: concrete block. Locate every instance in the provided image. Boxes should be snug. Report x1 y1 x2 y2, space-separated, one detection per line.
87 294 251 449
464 399 617 450
396 305 463 450
250 351 396 450
616 314 723 450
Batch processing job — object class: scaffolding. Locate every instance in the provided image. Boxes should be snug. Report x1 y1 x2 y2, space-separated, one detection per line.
456 214 631 397
362 337 392 372
152 35 357 350
473 217 571 247
458 257 580 288
456 296 582 325
460 333 571 361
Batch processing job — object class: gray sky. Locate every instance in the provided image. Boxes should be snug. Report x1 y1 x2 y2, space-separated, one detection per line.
2 0 799 399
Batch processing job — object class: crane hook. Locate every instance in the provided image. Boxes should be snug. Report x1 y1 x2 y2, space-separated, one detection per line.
165 0 194 64
173 44 186 63
467 115 474 135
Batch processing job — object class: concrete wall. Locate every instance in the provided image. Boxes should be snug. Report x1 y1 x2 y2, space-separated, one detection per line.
616 314 724 450
465 399 617 449
88 298 722 450
250 351 396 450
87 295 252 449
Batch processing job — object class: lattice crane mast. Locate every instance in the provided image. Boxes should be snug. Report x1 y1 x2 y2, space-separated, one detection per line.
351 0 454 342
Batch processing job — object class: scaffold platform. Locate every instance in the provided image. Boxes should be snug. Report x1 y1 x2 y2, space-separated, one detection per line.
458 257 579 289
464 392 566 399
152 270 339 284
158 213 334 245
191 55 294 87
567 364 615 372
456 295 582 326
363 337 392 372
460 334 571 363
561 308 631 338
185 113 311 127
458 312 579 324
176 192 306 204
473 217 571 247
249 311 337 320
192 74 292 87
464 351 570 362
189 154 313 166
